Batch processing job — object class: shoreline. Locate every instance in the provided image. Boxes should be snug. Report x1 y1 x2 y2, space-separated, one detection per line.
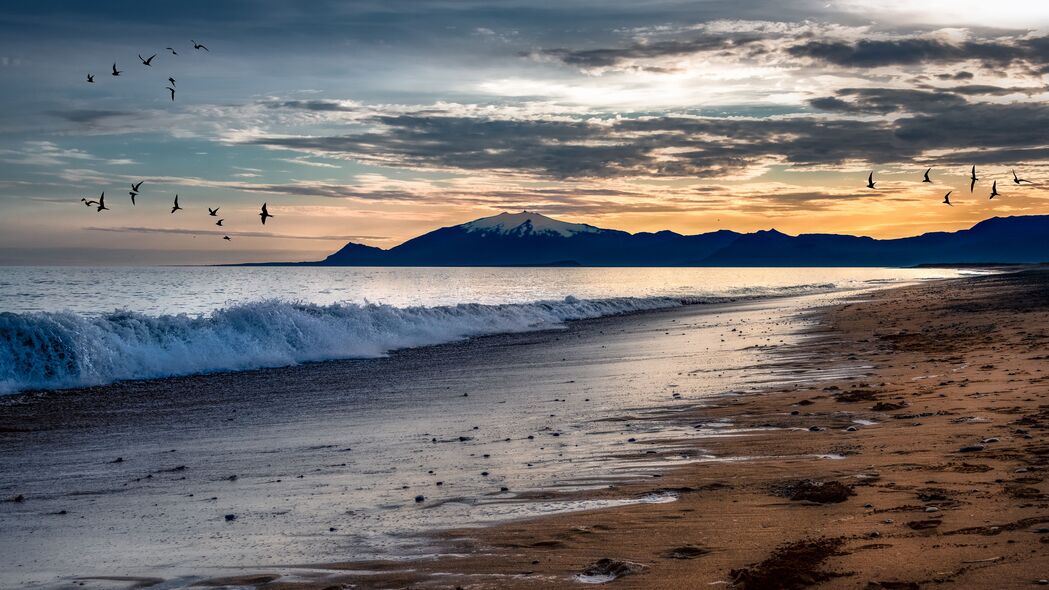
237 269 1048 589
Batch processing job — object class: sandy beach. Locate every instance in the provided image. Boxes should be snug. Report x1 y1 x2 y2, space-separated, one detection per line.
2 269 1047 589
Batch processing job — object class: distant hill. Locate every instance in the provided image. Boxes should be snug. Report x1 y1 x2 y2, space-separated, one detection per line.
245 211 1049 267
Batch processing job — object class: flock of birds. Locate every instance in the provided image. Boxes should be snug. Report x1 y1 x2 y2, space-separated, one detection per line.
81 40 274 241
867 166 1033 206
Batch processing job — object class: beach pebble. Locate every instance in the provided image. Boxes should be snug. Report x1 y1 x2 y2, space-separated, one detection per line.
925 506 940 513
980 437 999 443
808 426 823 432
1037 580 1048 586
845 426 858 432
224 514 236 521
414 495 425 503
958 445 985 453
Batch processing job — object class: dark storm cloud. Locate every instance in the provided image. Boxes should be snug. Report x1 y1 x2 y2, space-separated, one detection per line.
264 100 358 112
787 36 1049 70
247 98 1049 179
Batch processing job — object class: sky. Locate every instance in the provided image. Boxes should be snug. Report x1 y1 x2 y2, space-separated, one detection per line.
0 0 1047 265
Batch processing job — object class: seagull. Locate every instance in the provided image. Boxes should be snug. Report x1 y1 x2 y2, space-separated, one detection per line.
168 76 176 87
96 192 109 212
191 40 209 51
139 53 156 66
86 73 94 83
259 202 273 225
223 235 231 241
208 207 219 216
171 194 182 213
129 191 137 205
166 47 178 55
1012 170 1031 184
216 218 224 226
922 168 931 183
969 165 978 192
866 172 876 189
942 191 952 206
989 180 1000 199
131 181 143 192
166 86 175 101
111 63 121 76
80 197 98 206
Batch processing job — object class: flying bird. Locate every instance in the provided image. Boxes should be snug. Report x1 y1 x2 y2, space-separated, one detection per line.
111 63 121 76
80 197 98 207
191 40 209 51
866 172 875 189
131 181 143 192
989 180 1000 199
96 192 108 212
168 76 176 87
922 168 931 183
166 86 175 101
216 219 224 226
969 165 978 192
1012 170 1031 184
129 191 137 205
223 235 231 241
942 191 952 206
259 202 273 225
139 53 156 66
208 207 219 216
86 73 94 83
171 194 182 213
166 47 178 55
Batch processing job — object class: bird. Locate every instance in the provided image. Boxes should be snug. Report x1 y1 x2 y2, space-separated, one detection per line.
866 172 876 189
168 76 176 87
80 197 98 207
171 194 182 213
166 86 175 101
208 207 219 216
922 168 931 183
129 191 137 205
1012 170 1031 184
969 165 978 192
131 181 143 192
989 180 1000 199
86 73 94 83
216 219 224 226
96 192 108 212
166 47 178 55
942 191 952 206
139 53 156 66
223 235 231 241
111 63 121 76
191 40 209 51
259 202 273 224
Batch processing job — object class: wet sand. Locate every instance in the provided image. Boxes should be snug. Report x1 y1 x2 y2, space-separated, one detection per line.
237 269 1048 589
3 270 1047 588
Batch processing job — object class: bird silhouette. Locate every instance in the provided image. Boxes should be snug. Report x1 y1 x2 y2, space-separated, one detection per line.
942 191 952 206
166 47 178 55
922 168 931 183
131 181 143 192
216 219 224 226
168 77 176 87
129 191 137 205
171 194 182 213
866 172 875 189
969 165 978 192
111 63 121 76
989 180 1000 199
259 202 273 224
80 197 98 207
166 86 175 101
223 235 231 241
86 73 94 83
191 40 209 51
96 192 108 212
139 53 156 66
1012 170 1031 184
208 207 219 216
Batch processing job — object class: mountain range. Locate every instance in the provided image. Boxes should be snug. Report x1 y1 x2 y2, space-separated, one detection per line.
252 211 1049 267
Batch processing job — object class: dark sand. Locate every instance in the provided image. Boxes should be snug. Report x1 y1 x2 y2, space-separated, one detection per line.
4 270 1048 588
224 269 1049 589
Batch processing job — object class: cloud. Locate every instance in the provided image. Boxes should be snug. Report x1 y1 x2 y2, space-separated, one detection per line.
85 226 387 241
786 36 1049 71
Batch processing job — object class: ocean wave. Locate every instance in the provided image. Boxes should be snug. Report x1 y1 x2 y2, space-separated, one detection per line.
0 284 841 394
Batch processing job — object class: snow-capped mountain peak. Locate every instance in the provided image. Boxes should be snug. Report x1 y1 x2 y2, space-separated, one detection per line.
459 211 602 238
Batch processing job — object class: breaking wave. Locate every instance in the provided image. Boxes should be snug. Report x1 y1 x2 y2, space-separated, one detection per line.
0 285 837 394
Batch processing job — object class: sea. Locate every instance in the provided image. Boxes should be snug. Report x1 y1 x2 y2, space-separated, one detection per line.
0 266 968 394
